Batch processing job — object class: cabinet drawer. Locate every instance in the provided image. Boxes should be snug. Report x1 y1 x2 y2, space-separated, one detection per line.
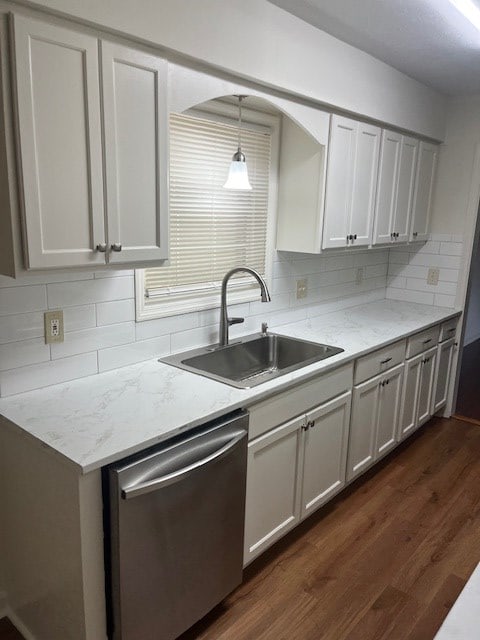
406 325 440 359
248 363 353 441
439 318 458 342
354 340 406 384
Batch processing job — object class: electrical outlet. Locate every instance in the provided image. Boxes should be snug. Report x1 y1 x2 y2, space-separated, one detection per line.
296 278 308 300
44 310 64 344
355 267 364 285
427 267 440 286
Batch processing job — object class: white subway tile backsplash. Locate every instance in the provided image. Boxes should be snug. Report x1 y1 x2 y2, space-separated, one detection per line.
386 236 463 309
51 323 135 359
0 312 45 344
98 335 170 372
0 352 98 396
47 277 134 308
386 288 435 305
434 294 456 308
0 246 389 395
0 285 47 316
0 339 50 372
439 242 463 256
64 305 97 332
96 300 135 326
136 312 198 340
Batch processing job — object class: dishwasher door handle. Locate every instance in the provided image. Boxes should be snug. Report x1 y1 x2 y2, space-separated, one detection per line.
121 430 247 500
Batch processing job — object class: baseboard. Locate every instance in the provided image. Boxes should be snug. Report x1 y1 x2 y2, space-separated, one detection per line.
0 590 7 618
453 414 480 427
5 606 38 640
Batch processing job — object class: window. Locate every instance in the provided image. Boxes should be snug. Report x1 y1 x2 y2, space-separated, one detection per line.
136 102 279 321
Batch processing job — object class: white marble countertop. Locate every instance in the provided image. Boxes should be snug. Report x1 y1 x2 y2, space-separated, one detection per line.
434 563 480 640
0 300 460 474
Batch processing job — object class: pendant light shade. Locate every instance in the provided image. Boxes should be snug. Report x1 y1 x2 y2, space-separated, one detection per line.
223 96 252 191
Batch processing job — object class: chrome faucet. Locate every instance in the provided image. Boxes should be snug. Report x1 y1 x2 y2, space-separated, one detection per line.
219 267 271 346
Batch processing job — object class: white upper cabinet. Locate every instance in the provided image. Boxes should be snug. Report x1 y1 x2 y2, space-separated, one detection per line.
410 141 438 242
373 131 418 245
101 42 168 264
323 116 380 249
11 16 169 270
12 15 106 269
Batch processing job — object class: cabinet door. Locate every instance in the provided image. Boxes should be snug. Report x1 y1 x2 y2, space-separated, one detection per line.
349 122 381 246
432 339 455 414
12 15 106 269
373 130 401 245
102 42 168 264
410 142 438 242
417 346 438 426
393 136 417 243
301 392 351 519
322 115 356 249
244 415 303 564
375 364 404 458
347 375 380 481
399 353 422 441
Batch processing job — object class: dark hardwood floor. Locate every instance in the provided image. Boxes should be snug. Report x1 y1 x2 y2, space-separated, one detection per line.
2 417 480 640
455 338 480 423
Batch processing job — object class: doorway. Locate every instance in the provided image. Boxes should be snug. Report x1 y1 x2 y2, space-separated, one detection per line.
455 200 480 423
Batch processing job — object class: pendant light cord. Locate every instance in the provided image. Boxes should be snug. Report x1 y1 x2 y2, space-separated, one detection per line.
238 95 243 152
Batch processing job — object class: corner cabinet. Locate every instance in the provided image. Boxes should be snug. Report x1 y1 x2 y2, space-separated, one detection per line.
322 115 381 249
12 15 168 269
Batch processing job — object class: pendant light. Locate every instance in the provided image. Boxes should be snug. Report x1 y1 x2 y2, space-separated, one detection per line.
223 95 252 191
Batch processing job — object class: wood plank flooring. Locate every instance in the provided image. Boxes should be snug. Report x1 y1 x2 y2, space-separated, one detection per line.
2 416 480 640
455 338 480 422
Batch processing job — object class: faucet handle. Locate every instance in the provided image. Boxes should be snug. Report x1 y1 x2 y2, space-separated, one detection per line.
228 317 244 326
261 322 268 335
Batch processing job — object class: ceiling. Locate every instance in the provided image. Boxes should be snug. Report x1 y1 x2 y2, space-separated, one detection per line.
268 0 480 95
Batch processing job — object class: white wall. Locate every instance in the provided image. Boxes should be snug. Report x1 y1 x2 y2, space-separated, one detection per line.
16 0 447 139
431 96 480 236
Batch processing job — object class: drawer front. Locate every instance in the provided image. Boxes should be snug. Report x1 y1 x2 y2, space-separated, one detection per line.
439 318 458 342
248 363 353 441
406 325 440 359
354 340 406 385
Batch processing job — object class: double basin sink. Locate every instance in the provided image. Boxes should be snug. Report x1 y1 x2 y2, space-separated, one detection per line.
161 332 344 388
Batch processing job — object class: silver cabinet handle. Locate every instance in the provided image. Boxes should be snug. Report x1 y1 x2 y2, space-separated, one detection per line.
96 243 107 252
111 243 122 252
422 338 432 344
121 431 246 499
413 232 418 237
380 357 392 365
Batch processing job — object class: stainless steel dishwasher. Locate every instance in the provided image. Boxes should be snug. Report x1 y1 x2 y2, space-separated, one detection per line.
106 410 248 640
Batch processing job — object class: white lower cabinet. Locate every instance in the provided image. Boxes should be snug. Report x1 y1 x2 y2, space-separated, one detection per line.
347 363 404 481
244 415 304 564
301 392 352 519
399 345 437 440
244 390 352 564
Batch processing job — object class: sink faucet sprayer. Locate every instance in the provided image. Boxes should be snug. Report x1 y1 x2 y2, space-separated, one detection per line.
219 267 271 346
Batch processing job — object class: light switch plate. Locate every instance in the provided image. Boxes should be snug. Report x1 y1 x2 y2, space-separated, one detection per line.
427 267 440 286
44 310 64 344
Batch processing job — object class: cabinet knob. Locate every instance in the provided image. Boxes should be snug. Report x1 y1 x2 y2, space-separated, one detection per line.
413 232 418 237
353 234 357 240
96 243 107 252
111 243 122 252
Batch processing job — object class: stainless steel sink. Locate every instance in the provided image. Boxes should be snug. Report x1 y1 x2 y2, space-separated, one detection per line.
160 333 344 388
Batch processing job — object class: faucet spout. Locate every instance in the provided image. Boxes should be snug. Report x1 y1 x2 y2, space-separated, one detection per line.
219 267 271 347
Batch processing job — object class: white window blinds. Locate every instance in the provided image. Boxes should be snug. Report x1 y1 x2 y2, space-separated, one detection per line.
143 111 272 314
